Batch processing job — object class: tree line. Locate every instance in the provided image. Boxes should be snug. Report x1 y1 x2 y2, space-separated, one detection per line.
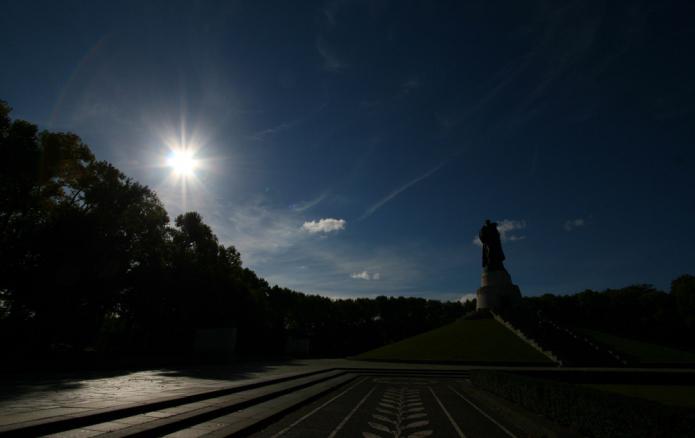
528 276 695 351
0 100 467 358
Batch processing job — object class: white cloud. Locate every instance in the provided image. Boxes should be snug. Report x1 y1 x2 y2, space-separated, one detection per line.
302 218 346 234
496 219 527 240
459 293 477 303
350 270 381 281
351 271 369 280
564 218 586 231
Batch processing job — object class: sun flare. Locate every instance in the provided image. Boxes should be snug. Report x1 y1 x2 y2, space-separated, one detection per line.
166 149 198 177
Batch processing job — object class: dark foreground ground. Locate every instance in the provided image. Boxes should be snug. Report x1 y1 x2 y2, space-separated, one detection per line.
5 360 693 437
252 375 519 438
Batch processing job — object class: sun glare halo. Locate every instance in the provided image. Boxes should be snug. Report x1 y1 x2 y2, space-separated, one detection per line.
167 149 198 177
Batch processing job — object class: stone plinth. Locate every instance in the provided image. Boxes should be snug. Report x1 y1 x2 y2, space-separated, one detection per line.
476 268 521 311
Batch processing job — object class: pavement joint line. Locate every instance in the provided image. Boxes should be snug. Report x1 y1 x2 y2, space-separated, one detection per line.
428 386 466 438
267 376 365 437
327 383 376 438
272 377 368 438
448 385 518 438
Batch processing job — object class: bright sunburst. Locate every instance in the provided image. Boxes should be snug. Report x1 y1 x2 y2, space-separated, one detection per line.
166 148 198 177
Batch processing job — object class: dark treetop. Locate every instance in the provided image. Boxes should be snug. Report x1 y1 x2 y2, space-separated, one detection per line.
479 219 506 271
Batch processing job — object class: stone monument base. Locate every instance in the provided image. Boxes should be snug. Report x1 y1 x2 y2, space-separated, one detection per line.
476 268 521 311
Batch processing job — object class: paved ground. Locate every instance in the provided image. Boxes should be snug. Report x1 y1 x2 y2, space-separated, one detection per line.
0 359 489 428
251 376 521 438
4 360 660 435
0 359 349 427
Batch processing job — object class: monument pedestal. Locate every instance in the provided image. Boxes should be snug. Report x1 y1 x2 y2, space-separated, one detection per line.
476 268 521 311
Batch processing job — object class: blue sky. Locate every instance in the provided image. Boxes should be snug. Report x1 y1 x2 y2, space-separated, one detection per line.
2 1 694 301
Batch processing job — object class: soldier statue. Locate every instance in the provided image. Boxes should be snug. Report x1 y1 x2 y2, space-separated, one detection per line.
479 219 506 271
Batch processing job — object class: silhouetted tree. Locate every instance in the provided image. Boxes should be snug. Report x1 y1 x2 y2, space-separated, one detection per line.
672 275 695 330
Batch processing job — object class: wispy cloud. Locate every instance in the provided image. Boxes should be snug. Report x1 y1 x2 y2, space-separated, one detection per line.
351 270 381 281
360 162 445 220
564 218 586 231
316 36 345 72
249 120 300 141
400 78 420 96
261 239 443 298
291 191 329 212
221 198 304 265
205 197 469 300
302 218 346 234
249 103 328 141
211 196 420 296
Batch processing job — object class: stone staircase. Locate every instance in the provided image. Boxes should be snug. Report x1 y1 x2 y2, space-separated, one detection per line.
0 368 470 437
495 307 628 367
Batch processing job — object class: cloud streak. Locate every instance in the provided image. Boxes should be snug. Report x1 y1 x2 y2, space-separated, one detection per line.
360 162 445 220
249 120 300 141
291 191 329 212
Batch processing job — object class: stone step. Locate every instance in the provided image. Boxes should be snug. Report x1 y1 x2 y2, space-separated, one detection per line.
165 373 359 437
0 368 342 437
83 370 350 437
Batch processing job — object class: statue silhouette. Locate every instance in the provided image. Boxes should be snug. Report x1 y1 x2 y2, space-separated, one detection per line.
479 219 506 271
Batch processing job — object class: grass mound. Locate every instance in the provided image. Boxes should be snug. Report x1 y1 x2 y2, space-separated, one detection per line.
580 329 695 364
354 317 553 364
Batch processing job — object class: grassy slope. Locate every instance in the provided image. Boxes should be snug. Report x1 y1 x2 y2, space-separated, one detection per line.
580 329 695 364
355 318 552 363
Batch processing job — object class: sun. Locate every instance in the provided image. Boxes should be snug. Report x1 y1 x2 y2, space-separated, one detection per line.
166 149 198 177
